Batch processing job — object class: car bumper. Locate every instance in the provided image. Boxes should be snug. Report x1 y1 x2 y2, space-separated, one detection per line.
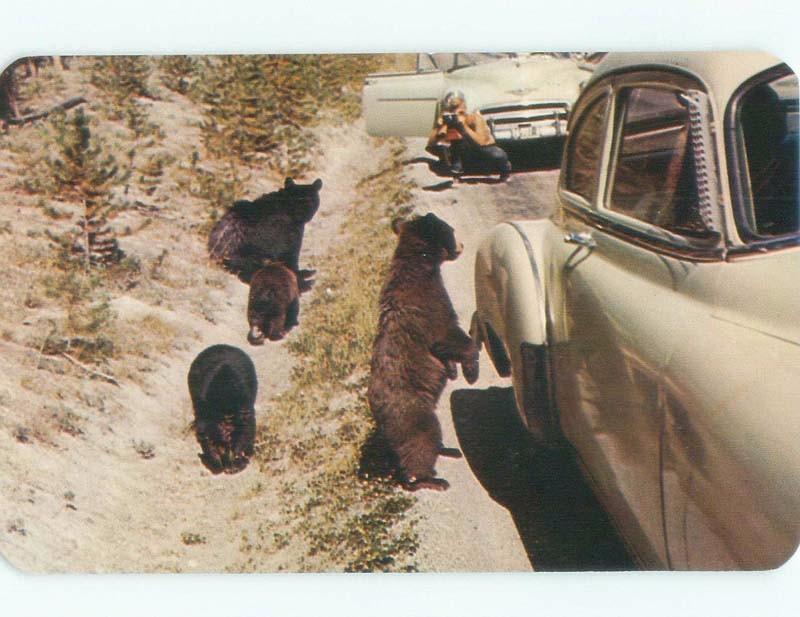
481 101 570 141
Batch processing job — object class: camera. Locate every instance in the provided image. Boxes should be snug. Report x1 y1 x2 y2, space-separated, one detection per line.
442 112 460 128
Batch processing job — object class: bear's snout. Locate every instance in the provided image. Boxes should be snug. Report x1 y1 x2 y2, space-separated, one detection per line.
445 241 463 260
247 325 265 345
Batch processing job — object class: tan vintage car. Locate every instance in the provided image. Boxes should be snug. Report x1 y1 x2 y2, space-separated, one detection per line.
363 53 590 149
471 52 800 569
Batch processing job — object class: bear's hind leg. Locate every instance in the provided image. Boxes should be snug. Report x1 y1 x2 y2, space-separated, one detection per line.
395 414 448 492
402 477 450 492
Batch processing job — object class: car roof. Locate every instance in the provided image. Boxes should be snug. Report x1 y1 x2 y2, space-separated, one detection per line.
589 51 788 102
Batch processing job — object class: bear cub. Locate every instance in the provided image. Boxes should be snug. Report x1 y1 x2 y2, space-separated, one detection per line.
247 261 301 345
188 344 258 475
367 213 479 492
208 177 322 283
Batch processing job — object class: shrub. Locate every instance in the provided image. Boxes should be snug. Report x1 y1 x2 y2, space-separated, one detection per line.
158 55 199 95
90 56 154 117
195 55 385 175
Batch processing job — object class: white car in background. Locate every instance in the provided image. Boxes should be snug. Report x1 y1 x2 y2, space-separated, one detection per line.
471 51 800 570
363 53 591 152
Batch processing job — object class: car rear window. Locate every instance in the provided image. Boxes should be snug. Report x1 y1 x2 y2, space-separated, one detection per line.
564 94 608 203
608 87 712 238
738 72 799 237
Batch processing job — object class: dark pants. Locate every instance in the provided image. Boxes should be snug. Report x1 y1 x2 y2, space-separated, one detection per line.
430 142 511 177
453 141 511 176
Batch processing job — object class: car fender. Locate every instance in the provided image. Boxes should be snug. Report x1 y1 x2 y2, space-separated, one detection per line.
474 219 560 442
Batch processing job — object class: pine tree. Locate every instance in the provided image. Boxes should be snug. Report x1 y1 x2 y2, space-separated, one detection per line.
90 56 153 118
158 55 199 95
137 152 170 196
48 109 126 266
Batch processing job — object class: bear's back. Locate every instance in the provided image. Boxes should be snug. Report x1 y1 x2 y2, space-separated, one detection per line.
188 344 258 413
208 178 322 280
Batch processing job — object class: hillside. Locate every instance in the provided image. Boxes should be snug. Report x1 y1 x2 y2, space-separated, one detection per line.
0 55 433 572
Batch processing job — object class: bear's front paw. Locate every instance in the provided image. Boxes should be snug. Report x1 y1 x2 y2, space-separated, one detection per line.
462 357 479 384
297 269 316 292
199 452 225 475
225 456 250 474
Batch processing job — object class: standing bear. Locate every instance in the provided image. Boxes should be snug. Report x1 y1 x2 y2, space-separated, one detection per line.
208 177 322 284
367 213 479 491
246 261 300 345
188 345 258 475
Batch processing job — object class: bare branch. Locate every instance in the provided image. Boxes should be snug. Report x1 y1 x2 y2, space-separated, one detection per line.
58 352 120 386
7 96 87 126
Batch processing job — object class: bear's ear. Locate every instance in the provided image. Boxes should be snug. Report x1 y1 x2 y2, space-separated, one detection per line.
391 217 405 235
312 178 323 190
284 177 295 189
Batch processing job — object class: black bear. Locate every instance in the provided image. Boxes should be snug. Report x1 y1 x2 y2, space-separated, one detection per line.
367 213 479 491
208 177 322 283
187 344 258 475
246 261 300 345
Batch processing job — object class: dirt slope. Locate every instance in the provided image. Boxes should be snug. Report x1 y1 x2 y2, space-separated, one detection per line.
0 109 390 571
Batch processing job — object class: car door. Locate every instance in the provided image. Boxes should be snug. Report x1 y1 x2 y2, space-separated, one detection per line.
550 73 723 568
363 53 444 137
660 67 800 570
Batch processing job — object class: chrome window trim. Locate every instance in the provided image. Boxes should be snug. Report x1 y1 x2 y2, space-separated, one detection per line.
594 71 723 257
725 63 800 253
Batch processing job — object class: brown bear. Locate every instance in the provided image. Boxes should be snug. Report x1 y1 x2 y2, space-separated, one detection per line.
367 212 479 491
208 177 322 284
246 261 301 345
187 344 257 475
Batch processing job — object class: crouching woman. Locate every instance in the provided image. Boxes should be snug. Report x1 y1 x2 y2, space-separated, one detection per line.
426 90 511 180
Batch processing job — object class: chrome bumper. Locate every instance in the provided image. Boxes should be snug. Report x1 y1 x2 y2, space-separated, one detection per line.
482 101 570 141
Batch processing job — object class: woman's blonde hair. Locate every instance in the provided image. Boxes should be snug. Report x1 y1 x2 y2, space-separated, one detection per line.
442 90 466 111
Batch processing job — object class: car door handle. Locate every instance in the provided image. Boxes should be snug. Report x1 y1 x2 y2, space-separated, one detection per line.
563 231 596 249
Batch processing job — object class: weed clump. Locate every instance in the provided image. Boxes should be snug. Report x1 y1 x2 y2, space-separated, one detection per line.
181 532 207 546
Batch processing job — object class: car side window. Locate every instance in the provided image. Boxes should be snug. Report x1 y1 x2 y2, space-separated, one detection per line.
564 94 608 204
737 72 799 237
608 87 712 238
416 54 439 73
